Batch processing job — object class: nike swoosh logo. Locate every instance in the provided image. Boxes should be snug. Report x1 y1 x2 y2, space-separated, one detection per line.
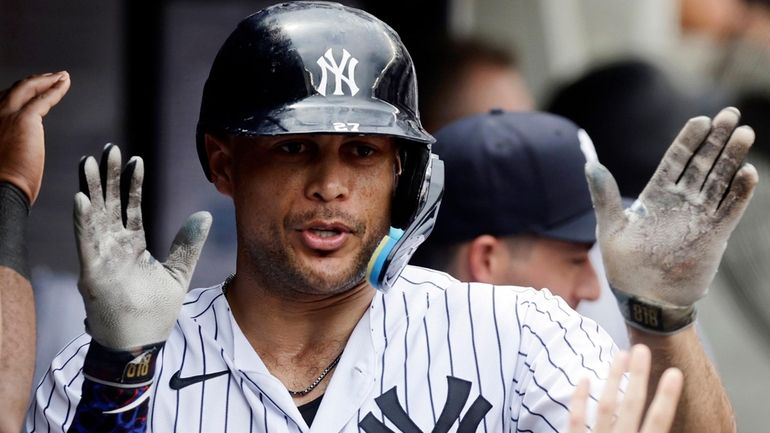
169 369 229 390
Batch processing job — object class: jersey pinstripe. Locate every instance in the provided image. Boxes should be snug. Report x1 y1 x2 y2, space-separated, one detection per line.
27 266 619 433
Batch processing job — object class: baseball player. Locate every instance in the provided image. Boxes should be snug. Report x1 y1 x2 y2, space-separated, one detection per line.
0 71 70 433
27 2 753 432
410 111 603 310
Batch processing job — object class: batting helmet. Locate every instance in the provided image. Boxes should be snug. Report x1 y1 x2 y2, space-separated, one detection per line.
196 1 443 292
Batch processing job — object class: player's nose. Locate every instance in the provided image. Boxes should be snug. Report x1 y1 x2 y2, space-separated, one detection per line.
305 153 350 202
575 264 601 304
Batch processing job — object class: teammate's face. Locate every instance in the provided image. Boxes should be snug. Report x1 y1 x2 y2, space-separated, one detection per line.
221 134 398 296
502 238 600 309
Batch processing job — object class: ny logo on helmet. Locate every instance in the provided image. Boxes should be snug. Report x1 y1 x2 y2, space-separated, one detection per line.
316 48 360 96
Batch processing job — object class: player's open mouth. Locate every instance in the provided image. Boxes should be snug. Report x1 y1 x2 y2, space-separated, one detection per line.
298 222 352 252
310 228 339 238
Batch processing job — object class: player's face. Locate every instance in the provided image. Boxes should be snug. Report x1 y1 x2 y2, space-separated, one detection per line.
227 134 398 296
503 238 600 309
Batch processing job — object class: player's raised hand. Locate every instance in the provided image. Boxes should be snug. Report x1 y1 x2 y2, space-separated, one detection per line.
585 107 758 333
74 144 212 350
569 345 683 433
0 71 70 204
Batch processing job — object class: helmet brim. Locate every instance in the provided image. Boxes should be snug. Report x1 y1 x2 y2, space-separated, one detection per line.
214 96 434 144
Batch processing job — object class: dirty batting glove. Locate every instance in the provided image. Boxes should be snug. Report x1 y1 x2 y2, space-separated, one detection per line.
74 144 212 351
585 107 758 334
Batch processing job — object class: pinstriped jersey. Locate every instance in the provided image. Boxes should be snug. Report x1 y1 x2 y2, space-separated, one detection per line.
27 265 618 433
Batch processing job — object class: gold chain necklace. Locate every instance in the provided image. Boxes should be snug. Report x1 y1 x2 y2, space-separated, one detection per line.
221 274 343 397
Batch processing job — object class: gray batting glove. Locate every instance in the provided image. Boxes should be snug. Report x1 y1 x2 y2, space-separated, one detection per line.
74 144 212 350
585 107 758 333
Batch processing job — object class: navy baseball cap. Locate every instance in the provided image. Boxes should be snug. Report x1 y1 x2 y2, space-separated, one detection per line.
428 109 597 245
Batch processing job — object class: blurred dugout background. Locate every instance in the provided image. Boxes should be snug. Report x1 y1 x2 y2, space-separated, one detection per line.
2 0 769 430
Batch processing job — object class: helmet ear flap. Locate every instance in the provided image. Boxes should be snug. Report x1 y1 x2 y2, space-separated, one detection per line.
368 154 444 291
391 143 431 229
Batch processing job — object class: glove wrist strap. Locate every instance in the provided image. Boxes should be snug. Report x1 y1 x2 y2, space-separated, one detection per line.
83 338 164 388
611 287 696 335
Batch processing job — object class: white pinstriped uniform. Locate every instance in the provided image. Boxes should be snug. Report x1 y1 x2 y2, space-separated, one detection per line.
27 266 618 433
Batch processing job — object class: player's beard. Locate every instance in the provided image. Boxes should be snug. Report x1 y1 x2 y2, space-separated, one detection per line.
240 208 388 298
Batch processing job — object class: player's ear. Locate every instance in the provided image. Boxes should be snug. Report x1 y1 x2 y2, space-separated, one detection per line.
205 134 235 197
391 143 405 197
467 235 501 283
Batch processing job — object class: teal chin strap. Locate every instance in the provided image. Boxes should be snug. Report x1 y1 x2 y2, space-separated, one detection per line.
366 156 444 292
366 227 404 288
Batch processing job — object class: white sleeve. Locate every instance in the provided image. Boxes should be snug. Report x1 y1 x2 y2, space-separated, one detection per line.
510 289 619 433
26 334 90 433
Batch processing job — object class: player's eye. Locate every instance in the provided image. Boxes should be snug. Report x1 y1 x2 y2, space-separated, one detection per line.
278 141 307 154
348 143 378 158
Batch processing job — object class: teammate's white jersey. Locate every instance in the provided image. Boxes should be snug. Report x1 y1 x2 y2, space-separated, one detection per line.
28 266 618 433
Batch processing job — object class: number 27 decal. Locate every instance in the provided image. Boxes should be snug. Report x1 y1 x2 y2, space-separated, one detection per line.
333 122 360 132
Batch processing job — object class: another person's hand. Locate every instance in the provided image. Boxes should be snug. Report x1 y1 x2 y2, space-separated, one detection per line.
0 72 70 204
75 144 212 350
569 345 684 433
585 107 757 333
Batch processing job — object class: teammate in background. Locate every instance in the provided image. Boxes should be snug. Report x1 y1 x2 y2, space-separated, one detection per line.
0 72 70 433
410 111 601 310
27 3 749 432
412 109 740 433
